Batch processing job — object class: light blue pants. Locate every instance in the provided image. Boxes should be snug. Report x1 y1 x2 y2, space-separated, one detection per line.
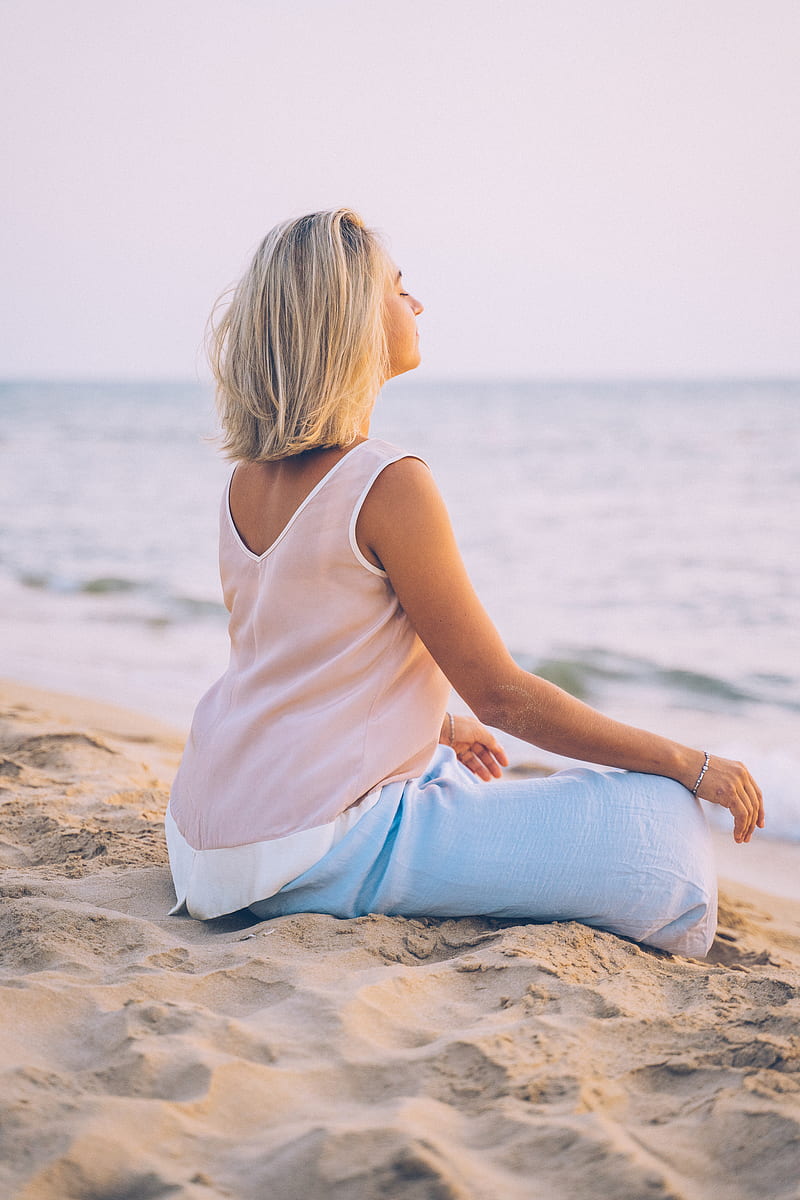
249 747 717 956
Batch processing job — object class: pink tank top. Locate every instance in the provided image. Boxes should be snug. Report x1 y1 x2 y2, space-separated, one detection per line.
169 438 451 851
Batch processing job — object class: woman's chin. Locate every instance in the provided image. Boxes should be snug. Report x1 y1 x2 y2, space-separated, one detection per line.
406 346 423 373
387 353 422 381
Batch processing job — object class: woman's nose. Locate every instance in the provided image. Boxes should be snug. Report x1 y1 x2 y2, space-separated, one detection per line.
411 294 424 316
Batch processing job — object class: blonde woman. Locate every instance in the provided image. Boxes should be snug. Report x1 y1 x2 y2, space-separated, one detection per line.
166 209 763 956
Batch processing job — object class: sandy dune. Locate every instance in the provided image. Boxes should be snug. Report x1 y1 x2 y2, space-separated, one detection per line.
1 679 799 1199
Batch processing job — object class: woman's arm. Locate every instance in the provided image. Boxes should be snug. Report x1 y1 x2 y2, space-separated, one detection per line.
357 457 764 843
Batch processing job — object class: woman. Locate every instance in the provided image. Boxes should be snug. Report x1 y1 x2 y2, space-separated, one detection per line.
166 209 763 956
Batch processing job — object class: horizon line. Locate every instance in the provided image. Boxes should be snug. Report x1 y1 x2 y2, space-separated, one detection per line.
1 372 799 388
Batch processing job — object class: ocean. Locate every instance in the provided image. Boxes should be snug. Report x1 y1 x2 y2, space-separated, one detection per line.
1 377 798 842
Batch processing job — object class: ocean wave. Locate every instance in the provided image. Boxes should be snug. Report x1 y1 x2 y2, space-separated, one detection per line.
516 648 800 715
15 570 226 622
20 571 143 595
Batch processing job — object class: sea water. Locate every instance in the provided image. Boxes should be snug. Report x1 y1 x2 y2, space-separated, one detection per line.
1 378 798 841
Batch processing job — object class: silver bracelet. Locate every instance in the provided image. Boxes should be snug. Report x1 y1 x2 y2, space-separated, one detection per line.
448 712 455 746
691 752 710 796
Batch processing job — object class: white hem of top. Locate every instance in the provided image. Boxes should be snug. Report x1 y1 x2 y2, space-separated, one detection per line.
165 783 388 920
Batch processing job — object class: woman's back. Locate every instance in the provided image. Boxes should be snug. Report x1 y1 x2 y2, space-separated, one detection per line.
229 443 369 558
168 439 450 854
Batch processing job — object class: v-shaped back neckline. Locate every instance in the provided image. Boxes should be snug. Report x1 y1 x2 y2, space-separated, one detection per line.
225 440 372 562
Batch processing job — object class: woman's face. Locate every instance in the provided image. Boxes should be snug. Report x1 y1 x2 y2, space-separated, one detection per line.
383 262 424 379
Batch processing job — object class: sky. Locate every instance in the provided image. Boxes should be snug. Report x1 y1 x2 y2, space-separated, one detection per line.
2 0 799 380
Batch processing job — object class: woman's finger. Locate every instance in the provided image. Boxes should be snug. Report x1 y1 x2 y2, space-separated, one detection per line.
744 776 763 839
733 791 757 843
736 789 754 842
747 776 765 829
459 748 488 780
488 739 509 767
476 744 504 778
460 742 506 781
734 796 753 844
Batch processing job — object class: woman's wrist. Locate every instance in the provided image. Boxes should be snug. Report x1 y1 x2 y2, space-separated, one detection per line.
668 744 710 793
439 712 455 746
690 752 711 796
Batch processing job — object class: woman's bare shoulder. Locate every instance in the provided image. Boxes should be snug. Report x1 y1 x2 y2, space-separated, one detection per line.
366 452 437 503
360 453 444 530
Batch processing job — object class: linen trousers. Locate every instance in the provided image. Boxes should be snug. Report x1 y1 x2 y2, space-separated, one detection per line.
249 746 717 957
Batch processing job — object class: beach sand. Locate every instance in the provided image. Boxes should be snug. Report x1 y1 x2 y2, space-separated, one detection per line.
1 678 798 1200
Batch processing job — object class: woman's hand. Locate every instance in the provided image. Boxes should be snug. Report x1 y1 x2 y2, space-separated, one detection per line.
440 713 509 781
695 755 765 844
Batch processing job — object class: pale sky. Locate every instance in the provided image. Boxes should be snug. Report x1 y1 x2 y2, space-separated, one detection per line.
2 0 798 379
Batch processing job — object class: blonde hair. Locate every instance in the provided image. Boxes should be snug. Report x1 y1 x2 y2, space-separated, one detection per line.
209 209 390 461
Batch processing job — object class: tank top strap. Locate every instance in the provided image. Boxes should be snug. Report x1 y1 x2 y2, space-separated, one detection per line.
337 439 426 576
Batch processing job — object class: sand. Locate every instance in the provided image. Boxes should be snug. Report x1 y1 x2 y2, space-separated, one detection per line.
1 678 799 1200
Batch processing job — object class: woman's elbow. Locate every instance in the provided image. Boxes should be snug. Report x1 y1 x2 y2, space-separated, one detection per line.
470 678 524 732
468 668 549 736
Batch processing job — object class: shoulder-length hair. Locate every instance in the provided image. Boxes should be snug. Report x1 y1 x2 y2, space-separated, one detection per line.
209 209 389 461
